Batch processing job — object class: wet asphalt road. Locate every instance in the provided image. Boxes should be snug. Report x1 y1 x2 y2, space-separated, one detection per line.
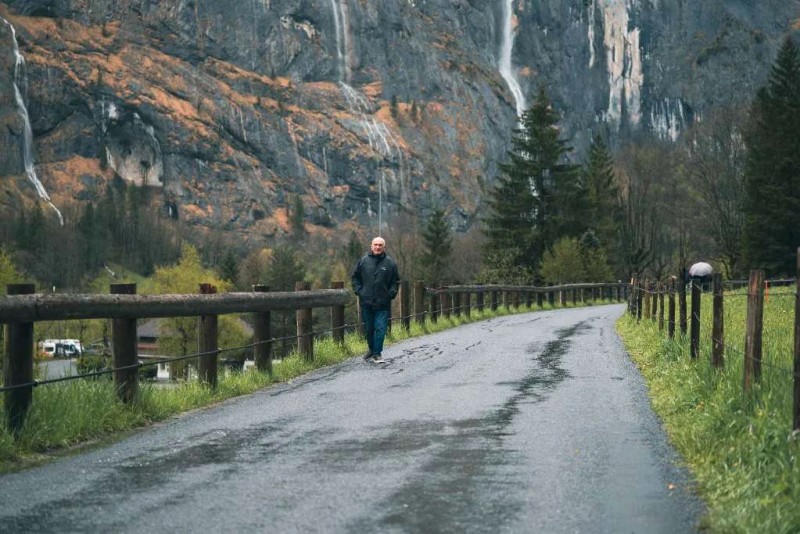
0 304 704 533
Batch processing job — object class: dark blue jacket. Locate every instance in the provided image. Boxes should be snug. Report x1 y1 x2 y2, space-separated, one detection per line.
351 252 400 310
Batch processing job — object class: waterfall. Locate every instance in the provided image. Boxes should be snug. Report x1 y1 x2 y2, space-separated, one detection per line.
2 18 63 225
327 1 406 230
499 0 526 117
588 0 596 68
329 0 351 84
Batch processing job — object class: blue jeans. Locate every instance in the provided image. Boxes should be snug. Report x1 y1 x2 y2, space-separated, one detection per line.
361 307 389 355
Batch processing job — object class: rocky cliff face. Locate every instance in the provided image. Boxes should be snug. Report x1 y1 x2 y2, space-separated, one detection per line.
0 0 798 247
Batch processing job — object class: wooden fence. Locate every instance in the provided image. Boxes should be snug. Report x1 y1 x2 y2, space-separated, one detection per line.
2 280 627 436
627 248 800 432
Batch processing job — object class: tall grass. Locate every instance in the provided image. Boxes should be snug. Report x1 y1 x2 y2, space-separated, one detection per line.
618 288 800 532
0 297 604 471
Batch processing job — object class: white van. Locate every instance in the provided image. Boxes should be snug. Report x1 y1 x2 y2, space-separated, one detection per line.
38 339 83 358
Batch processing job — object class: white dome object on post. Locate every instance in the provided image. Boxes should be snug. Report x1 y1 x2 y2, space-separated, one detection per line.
689 262 713 277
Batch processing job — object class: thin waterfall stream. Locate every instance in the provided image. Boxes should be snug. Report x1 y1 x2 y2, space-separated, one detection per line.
329 0 406 235
499 0 526 118
2 17 64 225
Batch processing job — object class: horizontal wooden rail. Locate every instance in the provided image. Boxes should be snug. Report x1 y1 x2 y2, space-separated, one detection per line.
0 289 351 322
426 283 627 294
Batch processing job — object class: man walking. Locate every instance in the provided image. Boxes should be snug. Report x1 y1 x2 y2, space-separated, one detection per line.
351 236 400 363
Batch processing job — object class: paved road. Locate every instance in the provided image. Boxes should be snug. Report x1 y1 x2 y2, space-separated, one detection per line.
37 358 76 380
0 304 704 533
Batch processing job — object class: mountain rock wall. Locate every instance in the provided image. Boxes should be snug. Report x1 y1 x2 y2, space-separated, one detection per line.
0 0 798 246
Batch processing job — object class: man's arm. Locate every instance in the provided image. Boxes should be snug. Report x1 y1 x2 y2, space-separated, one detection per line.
388 262 400 299
351 258 363 295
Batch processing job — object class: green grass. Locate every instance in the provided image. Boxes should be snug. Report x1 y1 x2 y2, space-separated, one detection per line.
0 297 610 471
618 288 800 533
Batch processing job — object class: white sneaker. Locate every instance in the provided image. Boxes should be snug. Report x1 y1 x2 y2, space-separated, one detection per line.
371 355 386 363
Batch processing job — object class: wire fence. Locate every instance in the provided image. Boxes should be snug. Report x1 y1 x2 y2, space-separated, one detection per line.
628 268 800 430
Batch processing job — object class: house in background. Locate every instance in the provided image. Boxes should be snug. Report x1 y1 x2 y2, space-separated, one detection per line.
137 318 256 377
137 319 161 357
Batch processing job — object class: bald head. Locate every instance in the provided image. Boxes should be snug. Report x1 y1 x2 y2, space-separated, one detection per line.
371 237 386 255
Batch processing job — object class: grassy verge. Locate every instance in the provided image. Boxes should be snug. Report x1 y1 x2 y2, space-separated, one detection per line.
1 298 589 471
617 289 800 533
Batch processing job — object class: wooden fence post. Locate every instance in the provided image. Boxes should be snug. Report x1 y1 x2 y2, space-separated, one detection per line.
400 280 411 331
464 291 472 318
492 289 499 311
198 283 219 388
690 280 701 359
476 288 485 314
572 287 577 306
651 281 659 322
548 289 555 308
430 291 439 324
712 273 724 369
111 283 139 401
3 283 35 436
413 281 425 326
628 278 635 315
536 289 543 308
658 282 665 331
636 280 644 321
794 248 800 431
679 276 687 336
453 291 462 317
643 278 651 320
668 277 676 339
253 285 272 373
440 283 450 319
295 281 313 361
331 282 345 344
744 270 764 393
560 289 567 307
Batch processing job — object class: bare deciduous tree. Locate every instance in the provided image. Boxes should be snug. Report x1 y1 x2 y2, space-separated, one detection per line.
682 107 747 279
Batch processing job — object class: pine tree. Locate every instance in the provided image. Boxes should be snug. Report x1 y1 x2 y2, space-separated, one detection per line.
742 37 800 276
266 245 307 292
219 249 239 285
583 135 619 255
483 86 581 279
77 202 102 272
265 245 307 355
421 208 452 284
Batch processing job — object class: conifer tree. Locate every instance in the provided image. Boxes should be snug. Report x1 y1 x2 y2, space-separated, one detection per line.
483 86 581 279
583 135 619 254
77 202 105 272
219 249 239 285
742 37 800 276
421 208 452 284
265 244 307 355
